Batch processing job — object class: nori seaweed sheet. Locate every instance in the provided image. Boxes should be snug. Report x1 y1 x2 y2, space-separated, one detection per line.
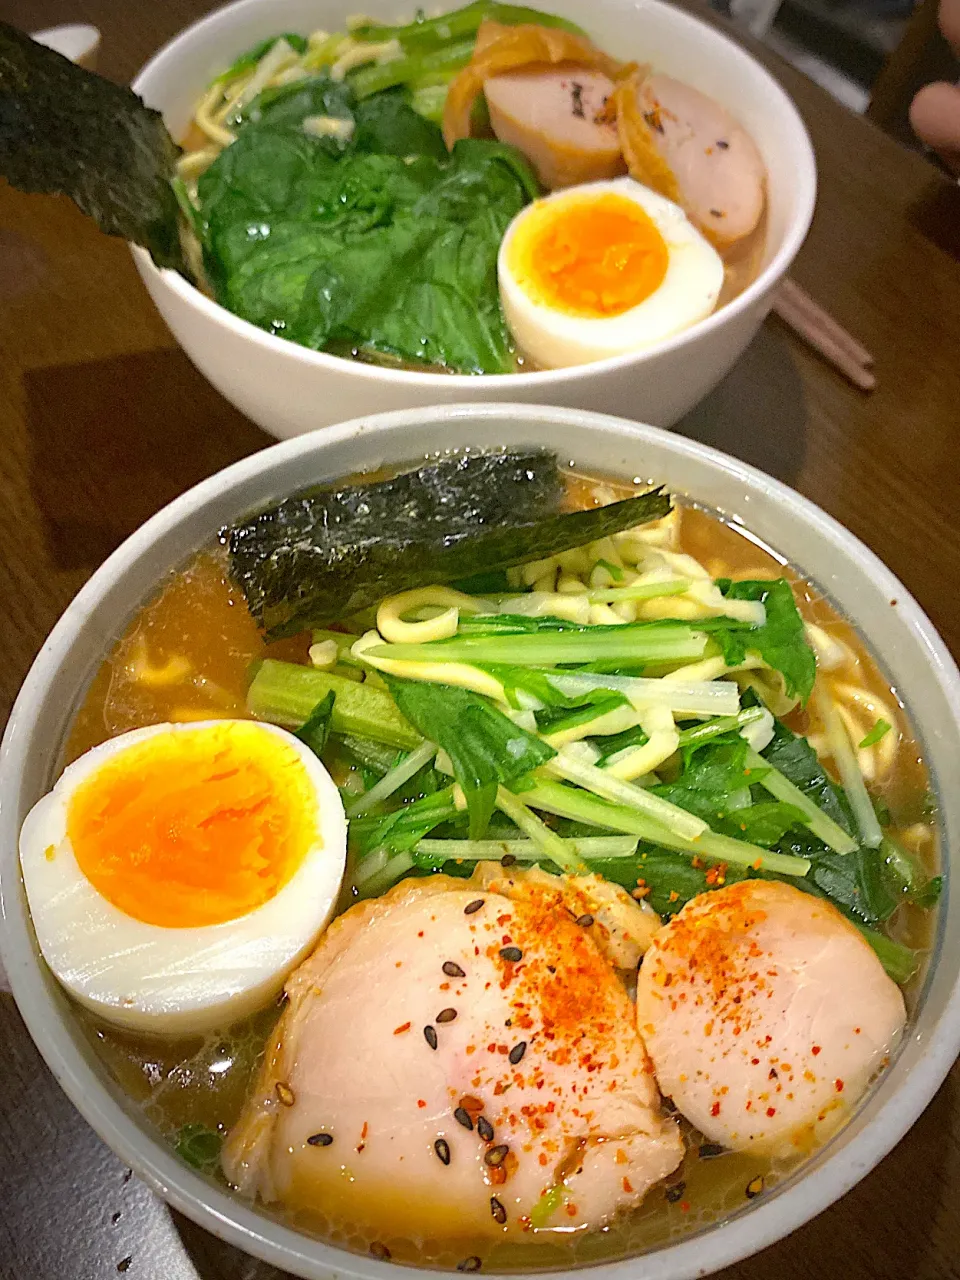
227 449 671 636
0 21 183 271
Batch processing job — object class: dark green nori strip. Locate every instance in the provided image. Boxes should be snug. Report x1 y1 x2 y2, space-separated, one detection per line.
226 449 671 637
0 22 184 271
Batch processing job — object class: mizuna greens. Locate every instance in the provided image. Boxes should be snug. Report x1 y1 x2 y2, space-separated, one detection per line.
240 450 940 984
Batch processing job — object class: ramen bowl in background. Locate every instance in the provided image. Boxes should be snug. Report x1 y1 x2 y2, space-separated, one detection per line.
130 0 816 440
1 403 959 1280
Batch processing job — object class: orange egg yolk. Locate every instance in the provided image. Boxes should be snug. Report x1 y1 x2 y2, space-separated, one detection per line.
67 723 318 929
508 192 669 318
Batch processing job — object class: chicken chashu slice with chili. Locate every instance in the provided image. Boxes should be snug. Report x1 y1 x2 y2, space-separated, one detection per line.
222 867 682 1247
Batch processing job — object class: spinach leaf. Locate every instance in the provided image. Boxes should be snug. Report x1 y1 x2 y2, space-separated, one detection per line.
714 579 817 703
197 84 539 372
719 800 808 847
761 716 853 831
295 690 335 757
352 91 447 159
0 22 183 270
383 677 555 838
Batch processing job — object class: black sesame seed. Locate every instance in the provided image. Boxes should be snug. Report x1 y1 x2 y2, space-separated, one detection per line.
500 853 517 867
698 1142 725 1159
307 1132 334 1147
490 1196 507 1224
454 1107 474 1130
117 1261 132 1275
499 946 522 963
370 1242 391 1260
477 1115 494 1142
443 961 466 978
716 138 729 149
665 1182 686 1203
575 913 594 928
464 899 485 915
508 1041 527 1065
709 208 725 217
424 1025 438 1050
435 1138 451 1165
436 1007 458 1024
484 1144 509 1167
458 1257 482 1272
111 1212 122 1226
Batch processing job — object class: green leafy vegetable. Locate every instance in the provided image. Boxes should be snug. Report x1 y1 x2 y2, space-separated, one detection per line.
714 579 817 703
0 21 183 270
295 689 336 756
859 718 892 749
384 677 555 838
227 450 670 635
175 1123 222 1170
352 1 587 51
197 77 537 373
761 717 853 831
350 787 460 857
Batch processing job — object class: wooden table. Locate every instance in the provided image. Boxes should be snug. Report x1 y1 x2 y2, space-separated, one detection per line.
2 2 959 1277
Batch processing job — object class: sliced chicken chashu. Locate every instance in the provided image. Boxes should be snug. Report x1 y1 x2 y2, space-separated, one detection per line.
223 870 681 1249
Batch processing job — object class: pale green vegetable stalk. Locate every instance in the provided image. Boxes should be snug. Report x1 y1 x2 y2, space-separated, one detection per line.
365 625 708 668
495 787 585 873
521 780 812 877
355 851 416 897
821 700 884 848
415 836 639 861
676 707 766 747
545 748 707 841
744 748 858 855
544 671 740 717
346 740 438 818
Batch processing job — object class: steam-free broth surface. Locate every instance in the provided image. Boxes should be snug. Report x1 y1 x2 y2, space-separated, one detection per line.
67 471 937 1270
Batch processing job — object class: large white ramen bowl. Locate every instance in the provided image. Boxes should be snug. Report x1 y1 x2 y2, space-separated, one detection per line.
130 0 816 439
1 405 958 1280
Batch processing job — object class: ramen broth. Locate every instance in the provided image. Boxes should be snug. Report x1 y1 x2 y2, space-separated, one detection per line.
68 473 937 1269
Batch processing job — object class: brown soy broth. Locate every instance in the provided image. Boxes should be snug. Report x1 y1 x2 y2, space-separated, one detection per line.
65 470 938 1268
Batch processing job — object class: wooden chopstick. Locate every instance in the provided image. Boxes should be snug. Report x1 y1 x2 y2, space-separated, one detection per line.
773 278 876 392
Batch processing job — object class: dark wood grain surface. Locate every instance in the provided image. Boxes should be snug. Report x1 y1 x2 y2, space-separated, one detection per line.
2 2 959 1278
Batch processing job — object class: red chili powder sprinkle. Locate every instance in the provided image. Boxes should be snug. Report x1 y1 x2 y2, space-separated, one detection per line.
835 1079 845 1093
393 1022 411 1035
812 1045 822 1056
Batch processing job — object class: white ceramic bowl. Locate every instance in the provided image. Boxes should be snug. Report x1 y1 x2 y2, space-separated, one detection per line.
130 0 816 439
1 405 959 1279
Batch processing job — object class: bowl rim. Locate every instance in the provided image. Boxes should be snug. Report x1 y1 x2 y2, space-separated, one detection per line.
129 0 817 387
3 403 960 1280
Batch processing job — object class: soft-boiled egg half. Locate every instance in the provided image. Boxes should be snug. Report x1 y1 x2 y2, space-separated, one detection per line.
19 719 347 1035
498 177 724 368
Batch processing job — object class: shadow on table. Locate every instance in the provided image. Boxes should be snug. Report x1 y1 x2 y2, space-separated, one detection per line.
675 324 809 485
22 346 271 574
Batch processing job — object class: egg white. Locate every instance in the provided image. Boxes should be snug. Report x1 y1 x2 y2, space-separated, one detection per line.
498 177 725 369
19 720 347 1035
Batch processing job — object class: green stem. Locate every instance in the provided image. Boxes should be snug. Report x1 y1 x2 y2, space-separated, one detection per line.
495 786 584 873
746 747 858 855
520 780 811 877
346 740 438 818
350 39 476 98
353 1 586 50
367 624 707 668
415 835 638 861
677 708 766 747
586 578 691 604
248 659 421 750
